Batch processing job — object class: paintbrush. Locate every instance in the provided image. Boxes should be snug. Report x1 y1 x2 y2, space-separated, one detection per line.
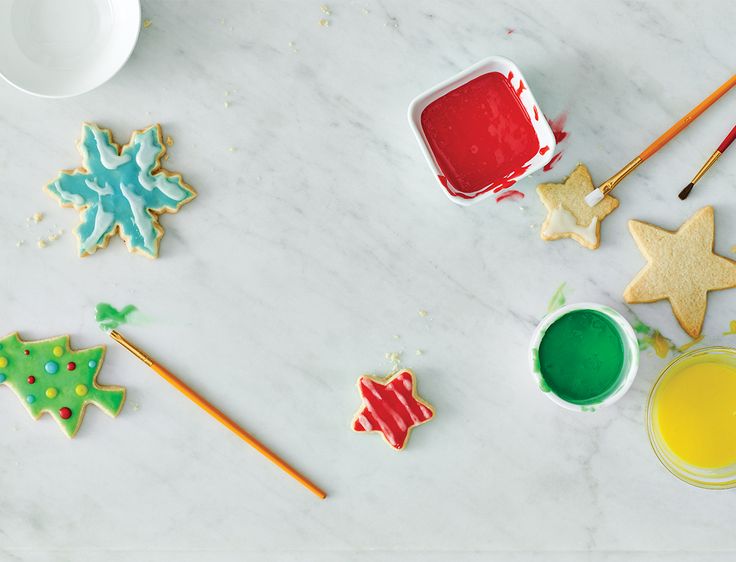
678 124 736 200
109 330 327 499
585 74 736 207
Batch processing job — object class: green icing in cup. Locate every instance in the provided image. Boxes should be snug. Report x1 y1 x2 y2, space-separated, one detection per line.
537 309 625 405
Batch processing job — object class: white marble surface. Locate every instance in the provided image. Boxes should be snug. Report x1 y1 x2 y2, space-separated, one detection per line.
1 0 736 560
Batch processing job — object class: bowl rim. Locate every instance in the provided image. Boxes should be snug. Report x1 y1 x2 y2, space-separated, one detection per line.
0 0 141 98
646 345 736 489
528 302 640 412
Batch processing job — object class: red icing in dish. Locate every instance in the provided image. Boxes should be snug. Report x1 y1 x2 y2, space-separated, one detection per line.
352 370 434 450
420 72 539 199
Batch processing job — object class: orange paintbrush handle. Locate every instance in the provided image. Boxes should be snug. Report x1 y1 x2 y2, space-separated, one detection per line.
150 361 327 499
108 330 326 499
639 74 736 161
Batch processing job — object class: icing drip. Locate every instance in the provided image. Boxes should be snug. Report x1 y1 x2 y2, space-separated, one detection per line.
543 204 598 245
352 370 434 450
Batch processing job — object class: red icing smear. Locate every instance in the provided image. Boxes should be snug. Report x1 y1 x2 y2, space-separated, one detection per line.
539 145 550 155
421 72 539 198
515 81 526 96
547 113 569 144
496 189 525 203
543 113 570 172
543 152 563 172
352 371 433 450
533 106 539 121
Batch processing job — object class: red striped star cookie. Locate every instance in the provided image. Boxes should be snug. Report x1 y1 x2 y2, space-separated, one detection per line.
352 369 434 450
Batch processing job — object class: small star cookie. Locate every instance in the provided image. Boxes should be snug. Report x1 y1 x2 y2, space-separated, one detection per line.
352 370 434 450
537 164 619 250
624 206 736 337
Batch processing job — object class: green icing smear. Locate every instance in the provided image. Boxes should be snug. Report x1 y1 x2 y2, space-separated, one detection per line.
632 317 676 358
0 333 125 437
96 303 139 331
537 309 625 405
547 283 567 313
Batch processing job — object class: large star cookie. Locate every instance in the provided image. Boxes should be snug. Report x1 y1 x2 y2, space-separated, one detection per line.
537 164 619 250
624 206 736 337
45 123 196 258
352 369 434 450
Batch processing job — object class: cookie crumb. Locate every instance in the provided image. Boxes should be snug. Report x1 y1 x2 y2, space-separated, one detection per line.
16 240 24 247
143 19 152 29
393 334 400 340
519 206 527 212
224 101 230 108
227 146 236 152
418 309 429 317
415 349 423 356
320 4 331 15
31 212 44 223
319 18 330 27
132 403 140 412
288 41 298 52
385 351 402 370
37 239 46 249
165 135 174 146
362 7 370 14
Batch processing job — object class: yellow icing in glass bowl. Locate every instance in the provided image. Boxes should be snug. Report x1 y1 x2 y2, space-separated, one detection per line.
647 347 736 488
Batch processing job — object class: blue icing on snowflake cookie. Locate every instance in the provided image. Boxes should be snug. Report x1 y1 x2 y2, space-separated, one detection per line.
45 123 196 258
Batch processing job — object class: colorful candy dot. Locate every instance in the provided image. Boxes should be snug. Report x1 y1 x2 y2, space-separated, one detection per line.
88 360 97 369
23 349 30 356
27 376 35 384
53 346 64 357
59 407 72 419
0 374 6 383
44 361 59 374
26 395 35 404
67 362 77 371
45 387 58 399
75 384 88 396
0 357 7 368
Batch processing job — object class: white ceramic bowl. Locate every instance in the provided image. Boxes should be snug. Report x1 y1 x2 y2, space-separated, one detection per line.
408 56 556 206
0 0 141 98
528 302 640 412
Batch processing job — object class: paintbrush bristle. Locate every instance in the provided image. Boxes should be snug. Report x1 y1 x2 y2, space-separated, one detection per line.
678 183 694 200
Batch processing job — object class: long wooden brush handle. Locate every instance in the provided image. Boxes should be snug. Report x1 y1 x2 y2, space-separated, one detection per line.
109 330 326 499
150 362 327 499
639 75 736 161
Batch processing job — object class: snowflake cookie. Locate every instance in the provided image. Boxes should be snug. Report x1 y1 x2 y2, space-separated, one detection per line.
0 333 125 437
45 123 196 258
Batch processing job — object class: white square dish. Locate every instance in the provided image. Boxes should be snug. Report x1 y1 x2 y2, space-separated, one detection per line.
408 56 556 206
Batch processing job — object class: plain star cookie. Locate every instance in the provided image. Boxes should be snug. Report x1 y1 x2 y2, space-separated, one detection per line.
537 164 619 250
624 206 736 337
352 369 434 450
45 123 196 258
0 333 125 437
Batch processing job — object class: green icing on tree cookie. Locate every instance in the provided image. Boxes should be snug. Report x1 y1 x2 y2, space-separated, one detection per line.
0 333 125 437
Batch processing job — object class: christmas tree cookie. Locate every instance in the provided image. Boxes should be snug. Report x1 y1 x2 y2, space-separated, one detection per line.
0 333 125 437
45 123 196 258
